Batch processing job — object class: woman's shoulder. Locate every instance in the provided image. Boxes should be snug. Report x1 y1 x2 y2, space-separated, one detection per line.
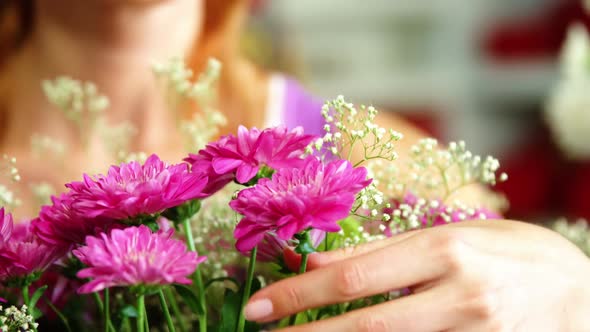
265 74 325 137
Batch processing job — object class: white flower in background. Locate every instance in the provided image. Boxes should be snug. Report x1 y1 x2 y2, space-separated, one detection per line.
560 23 590 80
546 24 590 159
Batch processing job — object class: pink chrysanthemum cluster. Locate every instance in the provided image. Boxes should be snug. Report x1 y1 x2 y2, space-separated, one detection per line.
186 126 315 194
67 154 208 220
73 225 205 294
0 211 64 285
33 194 116 247
230 156 371 253
33 154 208 247
0 208 15 268
0 208 12 248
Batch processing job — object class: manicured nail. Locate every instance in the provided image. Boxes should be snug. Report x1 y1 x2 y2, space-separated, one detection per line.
244 298 273 320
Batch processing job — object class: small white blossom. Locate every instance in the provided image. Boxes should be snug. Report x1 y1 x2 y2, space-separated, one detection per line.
0 305 38 332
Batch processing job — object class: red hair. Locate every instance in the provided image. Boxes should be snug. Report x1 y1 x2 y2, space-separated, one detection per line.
0 0 33 67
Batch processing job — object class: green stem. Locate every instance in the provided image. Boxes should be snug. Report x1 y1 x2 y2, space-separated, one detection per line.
182 218 207 332
121 317 131 332
288 252 310 326
136 295 145 332
104 289 110 332
298 253 309 274
22 286 37 332
45 299 72 332
143 303 149 332
236 246 257 332
22 285 30 306
92 293 116 332
158 289 176 332
165 287 188 332
93 292 103 313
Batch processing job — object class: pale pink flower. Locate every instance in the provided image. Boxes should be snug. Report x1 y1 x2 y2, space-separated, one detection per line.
66 154 208 220
230 156 371 253
73 225 206 293
185 126 316 193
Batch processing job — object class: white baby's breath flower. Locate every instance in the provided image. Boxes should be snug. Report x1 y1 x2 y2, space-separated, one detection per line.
0 305 38 332
42 77 108 146
0 155 22 211
153 58 225 151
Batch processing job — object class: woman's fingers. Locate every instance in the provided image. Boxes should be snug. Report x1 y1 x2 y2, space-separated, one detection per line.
245 232 454 322
306 219 495 271
307 229 423 270
272 285 458 332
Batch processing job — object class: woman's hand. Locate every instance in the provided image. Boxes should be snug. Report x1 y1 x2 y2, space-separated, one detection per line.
244 220 590 331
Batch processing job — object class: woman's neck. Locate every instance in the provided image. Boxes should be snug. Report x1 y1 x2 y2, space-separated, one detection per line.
32 0 202 80
2 0 204 152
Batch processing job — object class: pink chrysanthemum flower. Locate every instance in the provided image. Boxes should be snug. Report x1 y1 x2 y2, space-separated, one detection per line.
73 225 205 294
0 221 65 285
230 156 371 253
0 208 15 270
0 208 12 247
66 154 208 221
33 193 117 247
185 126 316 193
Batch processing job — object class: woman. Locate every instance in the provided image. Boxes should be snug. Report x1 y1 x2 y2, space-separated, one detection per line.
1 1 589 331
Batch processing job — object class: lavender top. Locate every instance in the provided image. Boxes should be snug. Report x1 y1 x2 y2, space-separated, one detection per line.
265 75 325 137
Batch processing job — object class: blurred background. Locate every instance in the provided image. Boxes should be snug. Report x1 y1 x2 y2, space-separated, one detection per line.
241 0 590 223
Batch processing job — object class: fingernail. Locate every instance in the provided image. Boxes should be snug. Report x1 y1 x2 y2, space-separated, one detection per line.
244 298 273 320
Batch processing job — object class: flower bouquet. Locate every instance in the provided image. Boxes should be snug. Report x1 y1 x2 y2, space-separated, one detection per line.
0 60 509 332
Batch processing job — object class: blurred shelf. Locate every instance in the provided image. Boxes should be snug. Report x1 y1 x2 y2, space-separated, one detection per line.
309 71 463 109
309 60 558 111
476 60 558 102
266 0 558 112
269 0 446 28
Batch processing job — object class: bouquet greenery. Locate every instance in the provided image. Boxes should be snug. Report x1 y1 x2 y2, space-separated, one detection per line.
0 59 509 332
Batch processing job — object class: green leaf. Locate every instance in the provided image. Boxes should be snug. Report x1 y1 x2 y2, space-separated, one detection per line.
217 278 262 332
294 231 316 255
174 284 204 315
241 166 275 187
204 277 240 290
119 305 138 318
32 307 43 320
163 199 202 224
217 288 241 332
29 285 48 309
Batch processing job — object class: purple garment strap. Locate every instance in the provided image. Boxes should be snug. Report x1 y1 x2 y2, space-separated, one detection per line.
282 78 325 137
